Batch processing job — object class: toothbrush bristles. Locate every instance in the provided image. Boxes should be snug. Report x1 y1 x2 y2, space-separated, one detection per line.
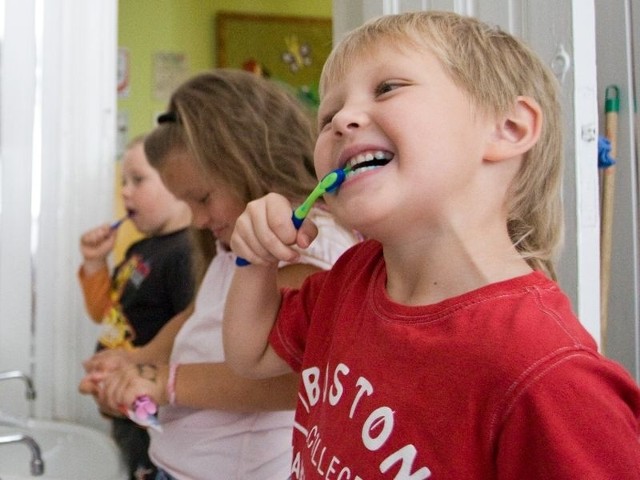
325 169 347 193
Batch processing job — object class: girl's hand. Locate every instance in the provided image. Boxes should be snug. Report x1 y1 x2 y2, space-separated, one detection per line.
231 193 319 265
79 348 138 416
82 347 134 375
98 363 169 413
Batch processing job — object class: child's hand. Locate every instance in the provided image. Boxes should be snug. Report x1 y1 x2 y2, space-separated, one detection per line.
79 224 117 264
78 370 103 396
79 348 135 410
231 193 319 265
82 348 133 376
98 363 168 412
78 358 130 418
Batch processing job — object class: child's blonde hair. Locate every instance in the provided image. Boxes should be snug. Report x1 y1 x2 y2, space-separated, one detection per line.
322 11 564 279
145 69 319 205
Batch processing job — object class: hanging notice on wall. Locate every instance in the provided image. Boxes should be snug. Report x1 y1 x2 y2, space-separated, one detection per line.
153 52 189 101
117 47 130 98
116 110 129 159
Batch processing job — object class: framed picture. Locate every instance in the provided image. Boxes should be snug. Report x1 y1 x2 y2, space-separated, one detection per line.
216 12 332 110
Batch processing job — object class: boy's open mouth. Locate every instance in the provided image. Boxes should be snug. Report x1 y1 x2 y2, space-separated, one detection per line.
346 150 393 174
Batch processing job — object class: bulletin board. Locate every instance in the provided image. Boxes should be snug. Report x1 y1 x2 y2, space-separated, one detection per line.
216 12 332 109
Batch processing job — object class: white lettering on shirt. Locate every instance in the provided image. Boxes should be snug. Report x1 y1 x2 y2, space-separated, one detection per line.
294 362 432 479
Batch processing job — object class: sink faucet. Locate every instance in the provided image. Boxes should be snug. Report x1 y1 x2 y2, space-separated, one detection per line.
0 433 45 475
0 370 36 400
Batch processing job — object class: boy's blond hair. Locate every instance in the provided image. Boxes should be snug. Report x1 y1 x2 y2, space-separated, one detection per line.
321 11 563 279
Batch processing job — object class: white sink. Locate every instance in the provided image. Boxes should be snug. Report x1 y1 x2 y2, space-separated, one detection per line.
0 418 126 479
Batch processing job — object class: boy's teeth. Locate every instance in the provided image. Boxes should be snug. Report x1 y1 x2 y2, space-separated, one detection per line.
346 150 392 170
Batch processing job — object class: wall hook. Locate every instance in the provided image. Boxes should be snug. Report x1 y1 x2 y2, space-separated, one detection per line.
550 43 571 84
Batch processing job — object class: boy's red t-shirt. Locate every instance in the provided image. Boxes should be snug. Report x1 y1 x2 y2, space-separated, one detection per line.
270 239 640 479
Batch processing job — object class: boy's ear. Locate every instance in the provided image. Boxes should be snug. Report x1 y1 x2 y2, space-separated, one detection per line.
484 96 542 162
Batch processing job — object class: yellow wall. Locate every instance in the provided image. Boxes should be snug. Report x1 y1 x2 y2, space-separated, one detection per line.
115 0 331 260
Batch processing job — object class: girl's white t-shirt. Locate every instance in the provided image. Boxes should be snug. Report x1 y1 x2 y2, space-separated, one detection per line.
149 209 359 480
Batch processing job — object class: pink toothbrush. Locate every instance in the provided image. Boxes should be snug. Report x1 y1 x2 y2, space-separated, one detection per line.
122 395 162 432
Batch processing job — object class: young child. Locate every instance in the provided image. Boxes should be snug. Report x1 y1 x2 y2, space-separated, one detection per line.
224 11 640 479
80 69 360 480
78 136 194 480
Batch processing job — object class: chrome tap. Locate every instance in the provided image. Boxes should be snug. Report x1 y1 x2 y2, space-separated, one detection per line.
0 370 36 400
0 433 45 475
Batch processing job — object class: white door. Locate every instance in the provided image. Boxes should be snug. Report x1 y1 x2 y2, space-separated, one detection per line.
0 0 117 427
332 0 601 344
0 0 37 420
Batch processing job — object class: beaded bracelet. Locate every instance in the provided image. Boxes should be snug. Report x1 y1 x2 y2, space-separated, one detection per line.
167 363 179 406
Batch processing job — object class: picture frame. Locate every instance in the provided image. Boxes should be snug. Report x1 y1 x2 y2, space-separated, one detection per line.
216 12 332 109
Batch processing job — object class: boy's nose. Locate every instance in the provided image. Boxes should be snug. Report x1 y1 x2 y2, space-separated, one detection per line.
331 108 368 135
120 184 132 198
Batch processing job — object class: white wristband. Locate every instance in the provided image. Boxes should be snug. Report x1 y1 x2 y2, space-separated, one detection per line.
167 363 179 406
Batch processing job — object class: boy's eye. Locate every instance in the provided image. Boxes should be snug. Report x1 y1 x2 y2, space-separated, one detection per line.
375 81 402 96
198 192 211 205
121 175 144 187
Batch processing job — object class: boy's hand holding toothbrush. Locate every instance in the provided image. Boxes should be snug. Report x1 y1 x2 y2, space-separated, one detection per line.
79 214 130 275
232 192 319 266
233 168 347 266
